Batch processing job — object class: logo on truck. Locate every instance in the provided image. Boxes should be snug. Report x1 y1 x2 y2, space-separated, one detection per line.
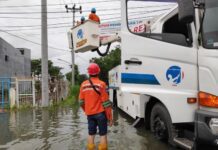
166 66 184 86
77 29 83 39
76 29 87 48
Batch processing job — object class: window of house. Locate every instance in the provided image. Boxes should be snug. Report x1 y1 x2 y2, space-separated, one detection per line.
20 49 25 55
5 55 8 62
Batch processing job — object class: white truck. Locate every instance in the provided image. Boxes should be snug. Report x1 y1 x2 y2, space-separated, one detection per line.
69 0 218 149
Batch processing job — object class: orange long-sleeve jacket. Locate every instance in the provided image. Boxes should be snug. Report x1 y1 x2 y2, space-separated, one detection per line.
89 13 100 23
79 77 112 121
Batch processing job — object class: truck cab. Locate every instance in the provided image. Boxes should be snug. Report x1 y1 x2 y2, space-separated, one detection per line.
109 0 218 148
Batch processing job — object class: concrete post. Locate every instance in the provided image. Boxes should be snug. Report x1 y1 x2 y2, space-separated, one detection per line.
41 0 49 107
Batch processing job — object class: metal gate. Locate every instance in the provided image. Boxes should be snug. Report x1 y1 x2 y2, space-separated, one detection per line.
16 78 35 108
0 78 10 108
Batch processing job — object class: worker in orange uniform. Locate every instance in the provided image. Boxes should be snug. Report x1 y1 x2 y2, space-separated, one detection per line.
79 63 113 150
89 8 100 23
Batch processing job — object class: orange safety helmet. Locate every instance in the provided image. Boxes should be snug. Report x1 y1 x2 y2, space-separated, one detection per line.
88 63 100 75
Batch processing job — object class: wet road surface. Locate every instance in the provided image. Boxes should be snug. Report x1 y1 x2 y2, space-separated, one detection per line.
0 105 214 150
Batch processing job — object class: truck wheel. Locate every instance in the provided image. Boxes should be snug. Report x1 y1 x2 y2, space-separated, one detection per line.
150 103 175 145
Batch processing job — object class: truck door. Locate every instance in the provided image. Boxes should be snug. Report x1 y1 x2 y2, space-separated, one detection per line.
195 0 218 142
121 0 198 123
197 0 218 109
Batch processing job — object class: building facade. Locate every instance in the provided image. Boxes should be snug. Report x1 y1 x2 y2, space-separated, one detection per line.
0 37 31 77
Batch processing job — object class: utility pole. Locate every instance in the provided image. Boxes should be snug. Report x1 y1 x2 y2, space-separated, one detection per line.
65 4 82 86
41 0 49 107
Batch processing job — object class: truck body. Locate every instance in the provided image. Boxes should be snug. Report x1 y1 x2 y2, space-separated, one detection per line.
69 0 218 148
108 0 218 148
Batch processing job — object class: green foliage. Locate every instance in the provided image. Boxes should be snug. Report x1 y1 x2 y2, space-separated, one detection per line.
92 48 121 83
49 85 80 109
70 85 80 100
18 104 33 110
65 64 88 85
7 104 33 112
11 105 17 111
31 59 63 79
2 104 10 110
48 61 63 79
77 74 88 84
66 64 79 82
31 59 41 75
35 80 41 92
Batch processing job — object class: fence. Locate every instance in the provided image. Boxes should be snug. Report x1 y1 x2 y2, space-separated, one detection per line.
0 78 11 108
0 77 35 108
0 77 69 108
35 77 69 106
15 77 35 108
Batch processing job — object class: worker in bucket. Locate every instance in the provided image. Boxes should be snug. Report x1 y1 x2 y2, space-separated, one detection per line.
77 16 85 25
81 16 85 24
89 8 100 23
79 63 113 150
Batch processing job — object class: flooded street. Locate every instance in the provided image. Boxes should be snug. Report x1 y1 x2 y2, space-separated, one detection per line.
0 106 178 150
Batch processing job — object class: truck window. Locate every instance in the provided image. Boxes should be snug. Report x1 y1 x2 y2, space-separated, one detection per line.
202 0 218 49
127 0 192 47
163 14 193 46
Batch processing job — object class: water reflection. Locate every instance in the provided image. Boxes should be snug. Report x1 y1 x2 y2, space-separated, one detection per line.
108 108 177 150
1 106 179 150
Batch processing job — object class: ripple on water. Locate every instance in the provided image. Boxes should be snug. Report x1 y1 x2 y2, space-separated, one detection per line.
0 107 177 150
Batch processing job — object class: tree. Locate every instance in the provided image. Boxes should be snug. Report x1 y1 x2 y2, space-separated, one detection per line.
65 64 88 85
31 59 63 79
65 48 121 85
91 48 121 83
48 61 63 79
31 59 41 75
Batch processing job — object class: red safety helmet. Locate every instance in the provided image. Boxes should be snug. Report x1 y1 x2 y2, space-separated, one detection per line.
88 63 100 75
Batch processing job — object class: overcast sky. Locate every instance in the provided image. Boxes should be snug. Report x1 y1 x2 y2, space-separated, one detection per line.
0 0 121 74
0 0 175 75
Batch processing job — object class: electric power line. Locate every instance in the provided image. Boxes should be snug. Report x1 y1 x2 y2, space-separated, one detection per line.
1 14 161 32
0 22 73 28
0 0 120 8
0 29 71 52
0 7 170 29
0 4 175 15
0 11 66 14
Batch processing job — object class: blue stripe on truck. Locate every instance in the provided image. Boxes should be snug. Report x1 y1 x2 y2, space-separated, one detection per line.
121 73 160 85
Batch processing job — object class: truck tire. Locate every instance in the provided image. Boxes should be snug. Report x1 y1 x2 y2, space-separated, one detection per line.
150 103 175 145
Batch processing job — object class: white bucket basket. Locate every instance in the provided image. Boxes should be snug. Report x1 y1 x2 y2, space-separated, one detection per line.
71 20 100 53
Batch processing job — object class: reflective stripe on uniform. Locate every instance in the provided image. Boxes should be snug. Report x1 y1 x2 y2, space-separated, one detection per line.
102 100 112 108
82 85 100 92
79 99 84 106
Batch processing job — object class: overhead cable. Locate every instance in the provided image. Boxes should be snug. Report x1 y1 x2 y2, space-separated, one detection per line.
0 0 120 8
0 29 71 52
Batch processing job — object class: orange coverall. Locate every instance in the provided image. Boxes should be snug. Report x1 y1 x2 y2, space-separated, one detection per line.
79 77 112 121
89 13 100 23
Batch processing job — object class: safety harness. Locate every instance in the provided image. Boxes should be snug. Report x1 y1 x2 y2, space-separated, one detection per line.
88 78 111 108
88 78 101 95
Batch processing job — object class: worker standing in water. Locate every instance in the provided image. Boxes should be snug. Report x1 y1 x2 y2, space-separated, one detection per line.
89 8 100 23
79 63 113 150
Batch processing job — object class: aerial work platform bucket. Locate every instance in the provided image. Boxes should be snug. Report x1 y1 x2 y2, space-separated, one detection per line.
70 20 100 53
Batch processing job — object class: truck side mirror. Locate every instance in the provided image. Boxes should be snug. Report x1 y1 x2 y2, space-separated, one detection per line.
177 0 194 23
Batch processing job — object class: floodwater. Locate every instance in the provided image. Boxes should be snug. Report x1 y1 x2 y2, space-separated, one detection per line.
0 104 211 150
0 105 175 150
